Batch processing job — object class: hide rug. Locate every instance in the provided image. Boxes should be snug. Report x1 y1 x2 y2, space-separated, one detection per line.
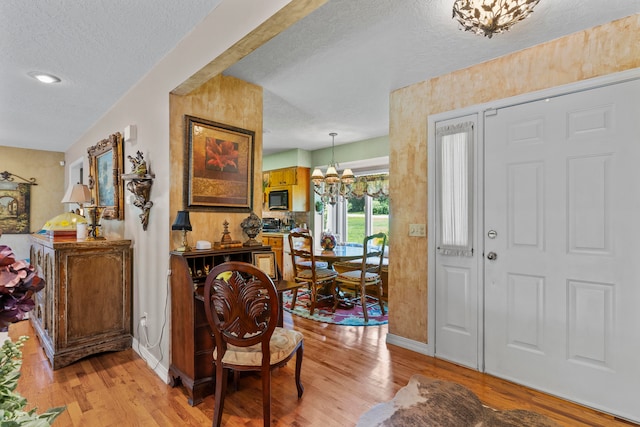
356 374 561 427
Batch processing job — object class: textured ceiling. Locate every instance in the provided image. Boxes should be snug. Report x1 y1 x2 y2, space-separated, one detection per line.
1 0 638 154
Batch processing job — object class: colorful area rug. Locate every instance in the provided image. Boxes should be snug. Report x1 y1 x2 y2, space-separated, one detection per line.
282 290 388 326
357 374 560 427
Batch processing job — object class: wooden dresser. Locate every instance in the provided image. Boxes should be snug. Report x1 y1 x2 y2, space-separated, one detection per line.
29 234 132 369
168 245 273 405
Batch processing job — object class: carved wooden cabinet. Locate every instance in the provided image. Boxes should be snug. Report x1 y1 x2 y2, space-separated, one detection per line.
29 234 132 369
168 246 272 405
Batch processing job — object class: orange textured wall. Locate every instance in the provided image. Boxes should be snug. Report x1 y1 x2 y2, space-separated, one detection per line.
169 75 263 249
388 14 640 343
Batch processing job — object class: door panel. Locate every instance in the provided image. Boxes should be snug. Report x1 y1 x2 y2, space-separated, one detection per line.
434 114 479 369
484 79 640 422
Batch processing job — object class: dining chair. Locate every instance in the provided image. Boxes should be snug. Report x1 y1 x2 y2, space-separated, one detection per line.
289 227 328 270
334 232 387 322
288 230 338 315
203 261 304 427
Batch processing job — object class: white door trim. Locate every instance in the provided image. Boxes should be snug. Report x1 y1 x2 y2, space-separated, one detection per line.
427 67 640 368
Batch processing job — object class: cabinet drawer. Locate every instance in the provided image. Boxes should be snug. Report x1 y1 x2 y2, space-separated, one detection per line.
267 236 283 248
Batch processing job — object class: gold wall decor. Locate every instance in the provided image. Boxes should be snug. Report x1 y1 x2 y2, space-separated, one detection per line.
88 132 124 220
122 151 155 231
183 115 255 212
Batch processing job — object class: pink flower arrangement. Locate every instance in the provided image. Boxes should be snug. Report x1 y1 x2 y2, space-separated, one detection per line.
320 232 337 251
0 245 44 331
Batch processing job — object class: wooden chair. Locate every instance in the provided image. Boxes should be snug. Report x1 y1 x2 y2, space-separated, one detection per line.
288 230 338 315
203 262 304 427
334 232 387 323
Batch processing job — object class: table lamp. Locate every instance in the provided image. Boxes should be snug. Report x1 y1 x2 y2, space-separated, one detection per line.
61 183 91 215
172 210 192 252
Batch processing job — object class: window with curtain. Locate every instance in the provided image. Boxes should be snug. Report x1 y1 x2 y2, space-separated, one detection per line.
437 122 474 256
322 171 390 246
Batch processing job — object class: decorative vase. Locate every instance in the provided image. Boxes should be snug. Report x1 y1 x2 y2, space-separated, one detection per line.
320 231 337 251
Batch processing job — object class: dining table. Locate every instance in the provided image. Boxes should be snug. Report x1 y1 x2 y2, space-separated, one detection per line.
313 245 364 269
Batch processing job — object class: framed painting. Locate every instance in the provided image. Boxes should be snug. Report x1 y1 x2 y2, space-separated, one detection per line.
252 251 278 280
88 132 124 220
0 182 31 234
184 115 254 212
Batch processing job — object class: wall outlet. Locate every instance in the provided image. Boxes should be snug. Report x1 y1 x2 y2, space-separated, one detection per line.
409 223 426 237
140 312 148 327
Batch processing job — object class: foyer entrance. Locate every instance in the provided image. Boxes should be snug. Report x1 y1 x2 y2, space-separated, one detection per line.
433 74 640 423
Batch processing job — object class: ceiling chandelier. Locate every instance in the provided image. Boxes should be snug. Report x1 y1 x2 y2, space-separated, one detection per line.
311 132 355 205
452 0 540 38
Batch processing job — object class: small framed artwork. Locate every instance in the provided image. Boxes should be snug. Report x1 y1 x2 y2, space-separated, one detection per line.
252 251 278 280
184 115 255 212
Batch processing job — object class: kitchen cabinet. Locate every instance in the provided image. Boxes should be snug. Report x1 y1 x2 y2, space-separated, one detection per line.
262 233 293 280
29 234 132 369
268 167 298 186
264 167 310 212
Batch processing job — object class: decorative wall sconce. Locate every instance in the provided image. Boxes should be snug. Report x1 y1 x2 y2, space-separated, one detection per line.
122 151 154 230
172 211 192 252
452 0 540 38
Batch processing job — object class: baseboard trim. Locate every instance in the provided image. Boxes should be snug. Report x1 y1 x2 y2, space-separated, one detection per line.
132 337 170 383
386 333 433 356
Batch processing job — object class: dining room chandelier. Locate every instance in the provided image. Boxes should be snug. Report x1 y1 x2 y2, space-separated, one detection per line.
452 0 540 38
311 132 355 205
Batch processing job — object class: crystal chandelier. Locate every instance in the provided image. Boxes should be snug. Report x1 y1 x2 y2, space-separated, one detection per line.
311 133 355 205
452 0 540 38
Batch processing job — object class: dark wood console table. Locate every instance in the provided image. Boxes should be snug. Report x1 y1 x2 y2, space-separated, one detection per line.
168 245 279 406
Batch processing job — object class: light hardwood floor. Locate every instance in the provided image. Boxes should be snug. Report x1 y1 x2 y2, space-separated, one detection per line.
11 314 636 427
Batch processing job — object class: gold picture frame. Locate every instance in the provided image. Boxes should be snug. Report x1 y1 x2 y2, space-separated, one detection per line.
88 132 124 220
252 251 278 280
184 115 254 212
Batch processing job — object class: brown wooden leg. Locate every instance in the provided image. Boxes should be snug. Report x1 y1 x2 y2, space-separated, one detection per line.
213 363 227 427
378 282 385 314
295 344 304 398
361 284 369 323
262 365 271 427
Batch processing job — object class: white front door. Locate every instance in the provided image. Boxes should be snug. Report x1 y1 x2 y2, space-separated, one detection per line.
484 78 640 422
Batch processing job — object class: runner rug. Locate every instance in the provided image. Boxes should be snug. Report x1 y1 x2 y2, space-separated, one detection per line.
281 290 388 326
356 374 560 427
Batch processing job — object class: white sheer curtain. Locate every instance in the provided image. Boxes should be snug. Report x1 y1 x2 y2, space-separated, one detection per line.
437 122 474 256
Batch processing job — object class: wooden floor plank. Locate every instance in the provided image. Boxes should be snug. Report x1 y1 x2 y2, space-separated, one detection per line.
10 316 637 427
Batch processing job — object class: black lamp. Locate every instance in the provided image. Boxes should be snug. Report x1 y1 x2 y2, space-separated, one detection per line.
172 210 192 252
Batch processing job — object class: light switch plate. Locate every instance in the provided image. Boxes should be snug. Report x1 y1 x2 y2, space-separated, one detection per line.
409 223 426 237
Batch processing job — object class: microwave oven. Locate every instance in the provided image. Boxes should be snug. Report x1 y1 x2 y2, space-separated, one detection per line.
268 189 289 210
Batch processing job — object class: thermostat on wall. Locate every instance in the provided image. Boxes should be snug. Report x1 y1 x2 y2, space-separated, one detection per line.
196 240 212 250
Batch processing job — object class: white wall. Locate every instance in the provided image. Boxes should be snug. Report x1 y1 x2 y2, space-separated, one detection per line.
63 0 295 380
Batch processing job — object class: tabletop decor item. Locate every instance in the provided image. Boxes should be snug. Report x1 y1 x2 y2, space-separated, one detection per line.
320 231 337 251
240 211 262 247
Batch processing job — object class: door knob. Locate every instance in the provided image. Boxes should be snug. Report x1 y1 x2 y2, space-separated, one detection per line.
486 252 497 261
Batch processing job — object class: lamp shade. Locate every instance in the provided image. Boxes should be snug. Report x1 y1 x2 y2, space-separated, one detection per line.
61 183 91 204
172 211 192 231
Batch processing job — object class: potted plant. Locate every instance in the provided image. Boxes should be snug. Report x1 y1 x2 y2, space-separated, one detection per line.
0 243 66 424
0 337 65 424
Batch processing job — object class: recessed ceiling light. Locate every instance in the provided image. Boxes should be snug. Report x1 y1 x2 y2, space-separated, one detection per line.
28 72 61 84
